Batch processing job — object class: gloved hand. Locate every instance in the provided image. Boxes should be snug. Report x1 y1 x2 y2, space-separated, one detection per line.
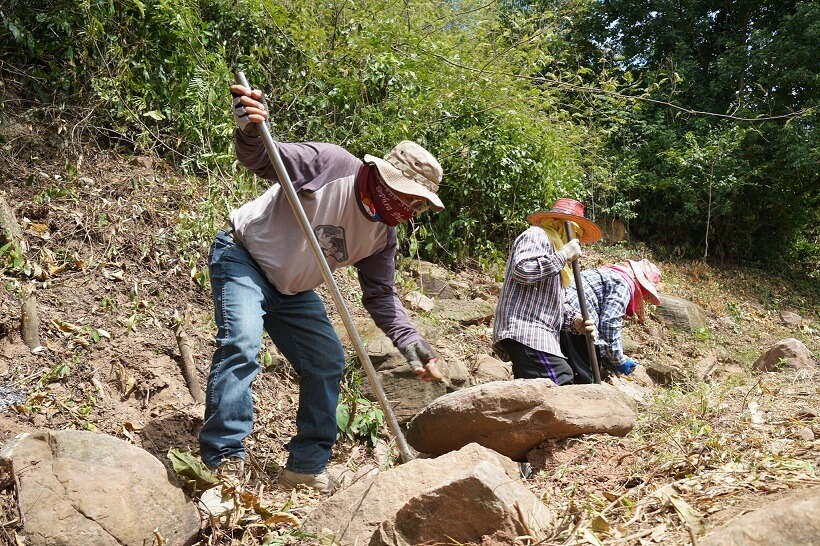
231 85 268 137
614 359 636 375
559 238 582 263
573 316 597 340
401 339 444 382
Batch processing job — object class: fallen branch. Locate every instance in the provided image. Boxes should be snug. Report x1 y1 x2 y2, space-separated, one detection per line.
172 312 205 404
20 285 43 352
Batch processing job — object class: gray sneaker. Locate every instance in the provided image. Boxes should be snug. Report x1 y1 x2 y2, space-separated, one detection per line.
215 457 245 484
278 468 335 494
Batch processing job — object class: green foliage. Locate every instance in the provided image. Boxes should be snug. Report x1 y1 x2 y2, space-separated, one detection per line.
167 447 220 493
12 0 816 270
1 0 597 265
565 0 820 267
0 242 29 276
336 358 385 446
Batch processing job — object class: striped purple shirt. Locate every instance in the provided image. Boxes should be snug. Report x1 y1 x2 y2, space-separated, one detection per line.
493 227 580 360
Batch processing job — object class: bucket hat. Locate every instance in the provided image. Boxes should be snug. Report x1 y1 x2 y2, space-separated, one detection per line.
364 141 444 211
526 198 602 243
627 259 661 305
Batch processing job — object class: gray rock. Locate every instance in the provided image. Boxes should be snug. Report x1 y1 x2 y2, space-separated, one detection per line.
656 294 708 332
406 379 636 460
472 353 512 383
779 310 803 327
643 360 681 384
622 332 639 354
753 338 816 372
2 429 199 546
701 486 820 546
432 298 495 325
341 321 470 424
412 260 455 299
402 290 435 312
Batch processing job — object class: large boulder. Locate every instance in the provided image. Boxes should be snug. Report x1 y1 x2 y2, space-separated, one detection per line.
753 338 816 372
303 443 551 545
370 461 551 546
701 486 820 546
335 317 471 424
656 294 708 332
1 429 200 546
406 379 636 460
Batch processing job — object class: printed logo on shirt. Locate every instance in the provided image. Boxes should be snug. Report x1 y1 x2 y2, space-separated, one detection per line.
315 225 348 263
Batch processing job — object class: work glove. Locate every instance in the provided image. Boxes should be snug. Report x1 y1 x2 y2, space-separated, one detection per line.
558 238 582 263
231 88 268 137
401 339 444 382
614 359 636 375
573 316 597 341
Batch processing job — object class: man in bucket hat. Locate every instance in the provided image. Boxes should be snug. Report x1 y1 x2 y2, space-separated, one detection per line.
200 83 445 494
561 258 662 383
492 198 601 385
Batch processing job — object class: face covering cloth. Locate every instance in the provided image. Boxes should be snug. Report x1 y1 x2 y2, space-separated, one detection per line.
358 165 416 226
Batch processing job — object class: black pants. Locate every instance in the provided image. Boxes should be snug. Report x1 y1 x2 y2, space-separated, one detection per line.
497 338 574 385
559 331 609 384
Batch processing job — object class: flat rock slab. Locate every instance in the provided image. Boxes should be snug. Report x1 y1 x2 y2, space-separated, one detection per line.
406 379 636 460
701 486 820 546
2 429 200 546
303 443 549 545
432 298 495 325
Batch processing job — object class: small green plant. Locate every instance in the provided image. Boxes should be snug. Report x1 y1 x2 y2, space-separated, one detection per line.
0 242 30 275
258 349 274 368
35 361 72 390
32 184 78 204
336 396 385 446
337 358 385 446
692 327 712 342
726 301 745 322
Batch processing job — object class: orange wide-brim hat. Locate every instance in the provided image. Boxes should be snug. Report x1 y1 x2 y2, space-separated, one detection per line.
526 198 602 244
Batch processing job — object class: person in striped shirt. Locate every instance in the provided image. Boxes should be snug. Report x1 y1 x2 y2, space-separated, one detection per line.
492 199 601 385
561 259 661 383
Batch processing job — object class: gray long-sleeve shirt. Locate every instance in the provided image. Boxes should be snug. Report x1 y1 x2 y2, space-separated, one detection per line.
230 130 423 350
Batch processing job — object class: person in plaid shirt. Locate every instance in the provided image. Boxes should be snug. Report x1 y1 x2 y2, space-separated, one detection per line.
493 199 601 385
561 259 661 383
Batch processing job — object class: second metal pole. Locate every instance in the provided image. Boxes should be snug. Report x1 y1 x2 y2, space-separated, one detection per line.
564 221 602 384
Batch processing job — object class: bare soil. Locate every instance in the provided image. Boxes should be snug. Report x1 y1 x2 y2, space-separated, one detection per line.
1 109 818 546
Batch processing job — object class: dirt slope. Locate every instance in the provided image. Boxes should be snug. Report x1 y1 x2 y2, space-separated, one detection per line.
1 112 819 545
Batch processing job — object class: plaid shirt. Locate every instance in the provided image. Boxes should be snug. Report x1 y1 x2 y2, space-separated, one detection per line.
565 268 631 365
493 227 579 360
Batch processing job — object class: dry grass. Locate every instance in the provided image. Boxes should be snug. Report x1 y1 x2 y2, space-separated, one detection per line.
0 112 818 546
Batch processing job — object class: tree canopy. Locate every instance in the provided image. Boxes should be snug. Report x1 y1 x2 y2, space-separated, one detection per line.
2 0 817 278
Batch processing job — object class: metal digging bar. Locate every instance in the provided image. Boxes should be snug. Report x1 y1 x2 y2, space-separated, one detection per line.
563 221 602 384
235 72 415 463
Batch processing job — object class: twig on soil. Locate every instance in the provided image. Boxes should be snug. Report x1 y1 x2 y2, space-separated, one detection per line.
608 528 654 544
171 310 206 404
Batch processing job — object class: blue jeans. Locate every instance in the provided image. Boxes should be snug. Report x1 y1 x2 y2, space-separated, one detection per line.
199 230 345 473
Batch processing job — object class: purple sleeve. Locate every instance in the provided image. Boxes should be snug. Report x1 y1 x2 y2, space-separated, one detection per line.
234 130 359 191
354 229 422 350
